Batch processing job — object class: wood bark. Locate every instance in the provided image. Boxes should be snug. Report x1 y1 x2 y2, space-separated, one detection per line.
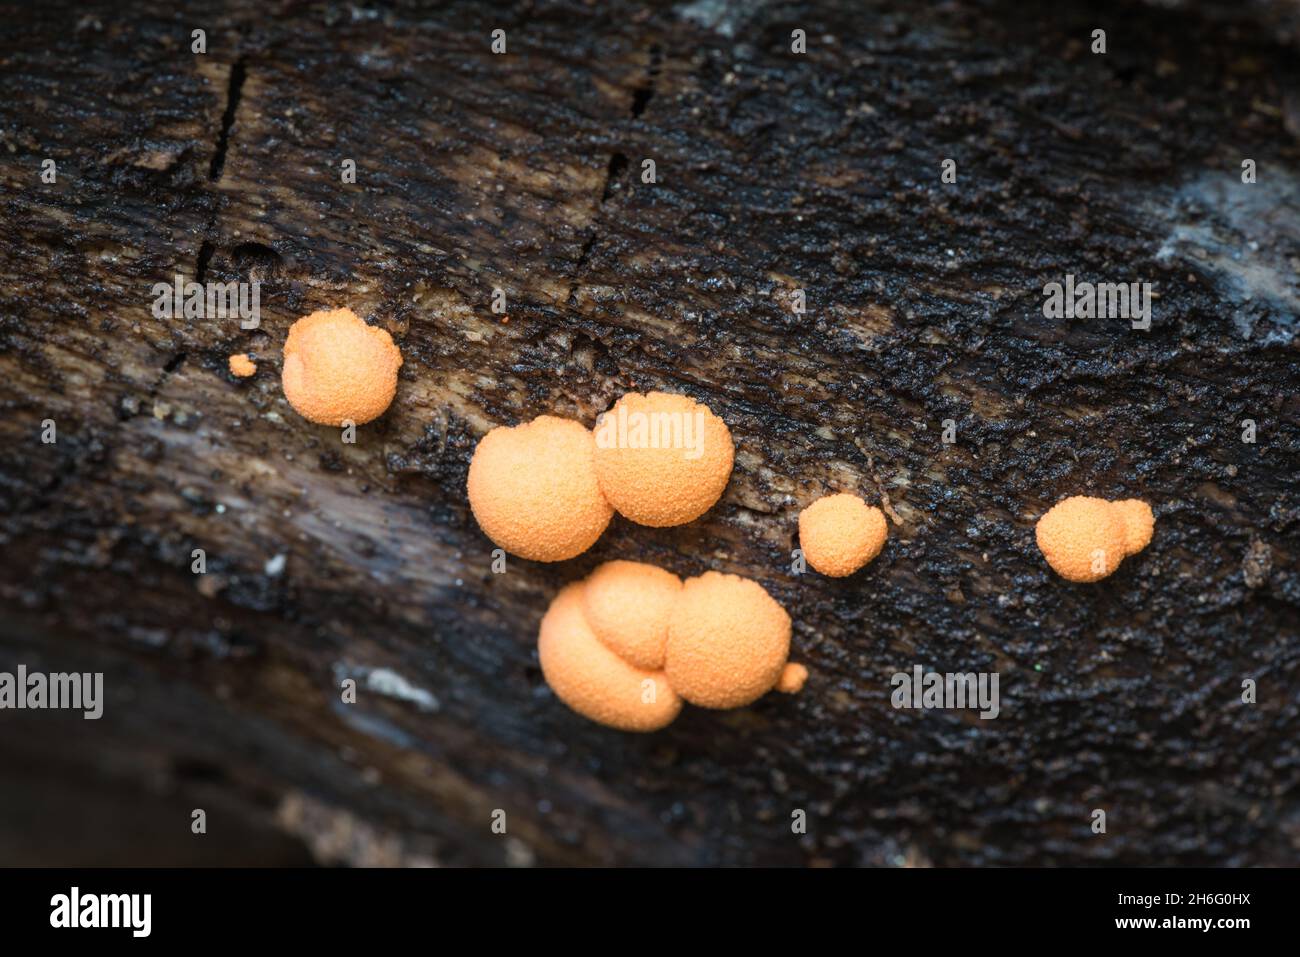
0 0 1298 865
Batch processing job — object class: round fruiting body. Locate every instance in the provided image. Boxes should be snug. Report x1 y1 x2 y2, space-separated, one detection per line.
776 663 808 694
467 415 613 562
281 308 402 426
664 571 792 709
798 493 888 577
592 391 734 527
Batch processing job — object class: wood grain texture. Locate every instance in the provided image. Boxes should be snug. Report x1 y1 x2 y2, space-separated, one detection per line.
0 0 1297 866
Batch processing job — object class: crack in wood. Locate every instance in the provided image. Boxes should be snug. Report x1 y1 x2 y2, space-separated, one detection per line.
567 44 666 307
183 56 252 382
208 58 247 183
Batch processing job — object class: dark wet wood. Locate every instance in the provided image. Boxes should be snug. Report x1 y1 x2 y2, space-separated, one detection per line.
0 0 1297 865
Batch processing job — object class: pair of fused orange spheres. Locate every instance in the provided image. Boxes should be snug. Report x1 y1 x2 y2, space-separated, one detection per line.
539 560 807 731
467 392 735 561
1035 496 1154 582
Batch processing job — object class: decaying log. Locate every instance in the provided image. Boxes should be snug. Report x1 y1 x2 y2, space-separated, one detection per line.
0 0 1298 866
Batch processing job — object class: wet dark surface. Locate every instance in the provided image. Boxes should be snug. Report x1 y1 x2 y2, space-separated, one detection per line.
0 0 1297 865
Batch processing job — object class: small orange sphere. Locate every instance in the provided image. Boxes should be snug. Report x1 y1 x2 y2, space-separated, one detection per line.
798 493 888 576
664 571 792 709
467 415 613 562
592 391 734 527
537 583 682 732
776 662 808 694
281 308 402 426
228 353 257 378
1112 499 1155 557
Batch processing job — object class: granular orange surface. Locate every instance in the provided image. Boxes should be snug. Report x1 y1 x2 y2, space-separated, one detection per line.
798 492 888 577
1036 495 1149 582
537 564 805 730
281 308 402 426
537 583 682 732
664 571 792 709
1112 498 1155 557
581 560 682 670
592 391 734 527
467 415 613 562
